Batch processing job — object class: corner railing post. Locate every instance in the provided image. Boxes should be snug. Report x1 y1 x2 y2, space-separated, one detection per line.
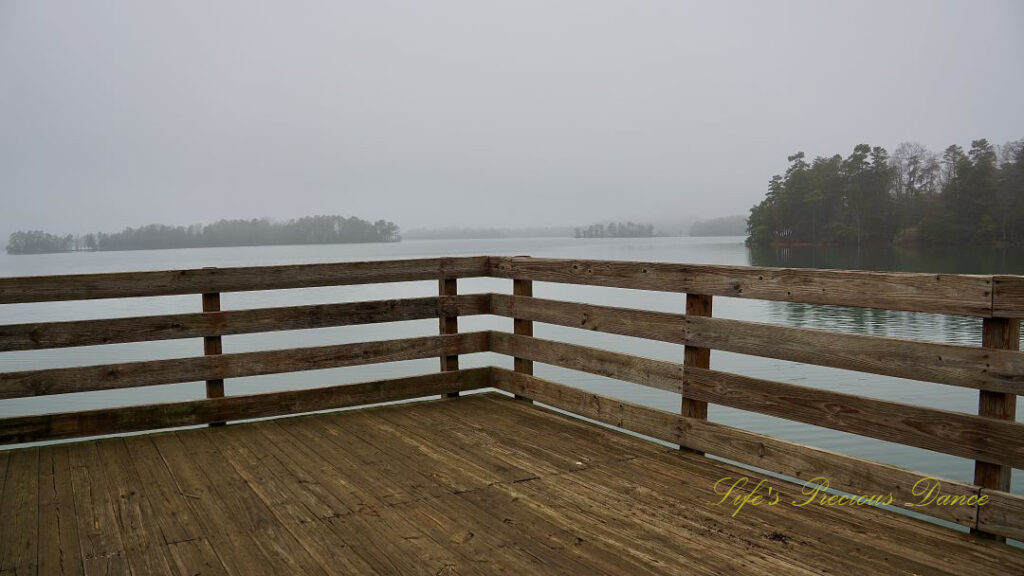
439 276 460 398
681 293 713 451
202 288 226 426
973 316 1019 540
513 269 533 403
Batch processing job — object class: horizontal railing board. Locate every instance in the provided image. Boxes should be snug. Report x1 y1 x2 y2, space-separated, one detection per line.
0 294 490 351
489 367 982 528
0 256 490 304
491 332 1024 481
490 293 687 343
684 366 1024 470
4 255 1021 316
489 256 995 316
993 276 1024 319
491 294 1024 394
682 314 1024 395
978 489 1024 541
490 331 682 393
0 332 490 399
0 368 489 444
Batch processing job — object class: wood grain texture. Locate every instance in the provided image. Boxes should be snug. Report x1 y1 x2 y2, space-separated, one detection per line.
0 256 490 303
0 294 490 351
683 366 1024 469
202 292 225 405
490 331 682 393
0 331 489 399
68 442 130 574
490 292 689 342
681 314 1024 395
3 392 1024 574
493 333 1024 479
489 256 995 316
489 368 984 528
36 445 83 576
0 447 39 574
682 293 711 421
438 280 459 372
1 254 1015 313
491 294 1024 394
512 277 534 403
973 316 1020 541
977 489 1024 541
0 368 490 444
438 278 459 399
993 276 1024 318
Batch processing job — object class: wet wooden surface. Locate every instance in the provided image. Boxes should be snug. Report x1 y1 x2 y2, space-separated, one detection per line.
2 393 1022 575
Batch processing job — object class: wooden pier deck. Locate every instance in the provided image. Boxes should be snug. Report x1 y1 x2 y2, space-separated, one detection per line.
3 393 1022 576
4 256 1024 574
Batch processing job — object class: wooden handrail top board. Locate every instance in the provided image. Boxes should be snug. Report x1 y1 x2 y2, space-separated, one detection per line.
489 256 1000 316
3 255 1022 316
0 256 491 303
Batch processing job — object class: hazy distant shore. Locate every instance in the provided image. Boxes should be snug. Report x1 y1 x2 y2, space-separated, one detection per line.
5 215 400 255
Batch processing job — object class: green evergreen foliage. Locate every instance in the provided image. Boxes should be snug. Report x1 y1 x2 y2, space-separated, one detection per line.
746 139 1024 247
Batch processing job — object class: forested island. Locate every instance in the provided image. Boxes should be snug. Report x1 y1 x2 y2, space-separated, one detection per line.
574 221 657 238
690 215 747 236
6 215 400 254
746 138 1024 247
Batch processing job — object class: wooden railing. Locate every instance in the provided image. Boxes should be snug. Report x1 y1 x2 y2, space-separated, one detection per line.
1 255 1023 541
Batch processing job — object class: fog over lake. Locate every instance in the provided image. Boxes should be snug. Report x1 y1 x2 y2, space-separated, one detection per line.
1 1 1022 240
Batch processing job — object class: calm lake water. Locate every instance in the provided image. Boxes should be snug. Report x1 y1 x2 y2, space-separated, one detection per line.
2 237 1023 492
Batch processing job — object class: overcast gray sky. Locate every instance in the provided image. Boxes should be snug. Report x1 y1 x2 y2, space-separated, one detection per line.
1 0 1022 237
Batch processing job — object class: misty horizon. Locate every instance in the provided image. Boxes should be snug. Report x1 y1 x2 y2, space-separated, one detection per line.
2 1 1022 241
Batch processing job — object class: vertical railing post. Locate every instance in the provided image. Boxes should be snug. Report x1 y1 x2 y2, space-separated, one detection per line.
513 275 533 402
439 277 460 398
202 290 226 426
973 316 1019 540
681 293 712 450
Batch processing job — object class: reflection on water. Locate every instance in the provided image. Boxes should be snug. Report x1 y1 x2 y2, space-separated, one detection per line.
763 302 982 345
748 243 1024 274
747 242 1024 492
1 237 1022 493
749 242 1023 347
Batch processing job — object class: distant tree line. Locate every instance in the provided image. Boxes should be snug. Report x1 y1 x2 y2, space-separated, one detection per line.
404 226 573 240
6 215 400 254
746 138 1024 247
574 221 656 238
690 215 747 237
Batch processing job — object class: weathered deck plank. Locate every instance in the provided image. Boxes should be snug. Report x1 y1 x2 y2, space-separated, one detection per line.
1 393 1022 575
0 448 39 575
67 442 130 575
37 446 84 576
